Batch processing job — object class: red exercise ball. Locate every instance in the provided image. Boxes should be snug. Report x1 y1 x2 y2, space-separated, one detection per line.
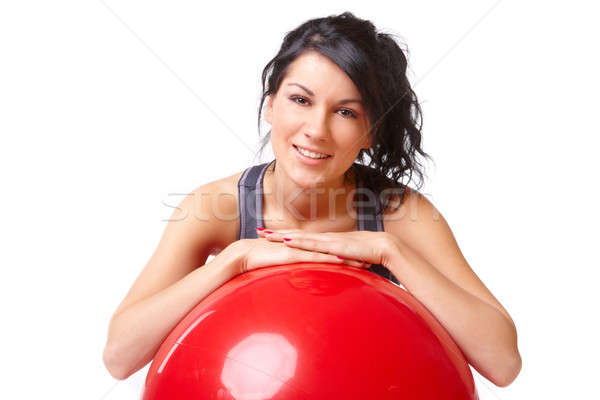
142 263 479 399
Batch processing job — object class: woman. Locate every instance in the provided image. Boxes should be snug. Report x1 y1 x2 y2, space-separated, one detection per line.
102 11 521 387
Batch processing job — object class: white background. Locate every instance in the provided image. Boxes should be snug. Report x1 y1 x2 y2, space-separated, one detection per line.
1 1 598 399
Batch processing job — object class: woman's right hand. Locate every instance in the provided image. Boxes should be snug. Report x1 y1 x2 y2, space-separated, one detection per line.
228 238 371 275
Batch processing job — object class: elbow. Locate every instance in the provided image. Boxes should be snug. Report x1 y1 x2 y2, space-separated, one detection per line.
103 342 131 381
489 314 521 387
491 351 522 387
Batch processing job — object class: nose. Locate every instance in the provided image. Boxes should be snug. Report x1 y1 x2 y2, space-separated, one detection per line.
304 107 330 142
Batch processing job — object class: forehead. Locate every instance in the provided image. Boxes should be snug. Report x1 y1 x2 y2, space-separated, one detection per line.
282 52 361 97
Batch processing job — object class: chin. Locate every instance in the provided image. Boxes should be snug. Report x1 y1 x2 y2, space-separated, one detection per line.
290 173 322 189
281 166 325 188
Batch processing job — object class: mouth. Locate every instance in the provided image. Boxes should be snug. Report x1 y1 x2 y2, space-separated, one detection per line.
293 144 332 160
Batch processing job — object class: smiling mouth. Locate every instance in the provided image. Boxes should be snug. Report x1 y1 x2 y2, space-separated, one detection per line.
293 144 332 159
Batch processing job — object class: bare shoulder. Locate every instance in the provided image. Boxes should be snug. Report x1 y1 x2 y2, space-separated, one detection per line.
107 169 246 321
382 187 435 228
191 169 246 254
383 186 462 262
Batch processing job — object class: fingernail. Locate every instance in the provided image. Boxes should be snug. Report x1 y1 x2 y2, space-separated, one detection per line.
283 237 292 241
337 256 345 260
256 227 264 231
264 230 273 234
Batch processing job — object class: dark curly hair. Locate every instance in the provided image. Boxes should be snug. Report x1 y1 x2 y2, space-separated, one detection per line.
256 11 432 215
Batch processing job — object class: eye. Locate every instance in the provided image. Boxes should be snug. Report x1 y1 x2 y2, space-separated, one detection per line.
339 108 358 119
289 96 358 119
290 95 309 106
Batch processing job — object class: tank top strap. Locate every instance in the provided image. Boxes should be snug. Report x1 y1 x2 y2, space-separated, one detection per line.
355 172 401 286
355 177 384 232
236 161 401 286
237 160 273 240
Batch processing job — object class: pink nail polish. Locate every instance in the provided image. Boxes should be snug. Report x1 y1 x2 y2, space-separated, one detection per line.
283 238 292 241
337 256 345 260
264 230 273 234
256 227 264 231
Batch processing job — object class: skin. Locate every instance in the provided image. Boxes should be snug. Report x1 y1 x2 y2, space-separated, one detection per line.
257 50 522 386
263 50 372 225
102 49 521 385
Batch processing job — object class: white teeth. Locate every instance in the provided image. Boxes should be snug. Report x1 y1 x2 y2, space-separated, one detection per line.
295 145 330 159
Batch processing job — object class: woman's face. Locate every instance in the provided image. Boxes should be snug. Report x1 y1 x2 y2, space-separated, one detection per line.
264 51 372 189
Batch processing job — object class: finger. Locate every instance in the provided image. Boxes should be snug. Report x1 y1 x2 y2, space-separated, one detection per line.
263 230 305 242
262 233 284 242
262 231 376 268
285 247 367 269
258 228 303 233
255 228 271 237
286 239 369 268
340 258 371 268
256 228 302 238
271 228 303 234
282 235 379 266
284 247 366 268
256 229 279 241
280 235 345 257
287 248 348 265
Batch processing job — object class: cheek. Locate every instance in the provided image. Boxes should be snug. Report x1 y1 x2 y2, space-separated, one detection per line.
270 129 292 154
338 134 369 157
271 113 301 142
277 108 303 129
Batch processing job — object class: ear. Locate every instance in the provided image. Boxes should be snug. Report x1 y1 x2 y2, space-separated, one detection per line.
264 95 273 125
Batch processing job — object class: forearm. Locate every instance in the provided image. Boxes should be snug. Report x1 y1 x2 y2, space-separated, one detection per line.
103 248 241 380
385 241 521 387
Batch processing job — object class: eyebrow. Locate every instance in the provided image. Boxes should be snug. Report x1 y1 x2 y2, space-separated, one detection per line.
287 82 363 106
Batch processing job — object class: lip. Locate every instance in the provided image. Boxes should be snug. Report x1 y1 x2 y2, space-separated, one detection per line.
293 144 332 157
293 144 332 165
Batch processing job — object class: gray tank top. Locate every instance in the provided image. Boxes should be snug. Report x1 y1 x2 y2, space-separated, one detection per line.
237 160 401 286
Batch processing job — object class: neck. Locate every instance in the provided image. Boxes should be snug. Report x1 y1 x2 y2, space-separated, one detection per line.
264 161 357 227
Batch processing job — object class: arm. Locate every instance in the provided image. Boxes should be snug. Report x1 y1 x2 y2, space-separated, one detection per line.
260 190 522 387
102 178 349 380
384 239 521 386
103 242 243 380
382 189 522 387
102 181 241 380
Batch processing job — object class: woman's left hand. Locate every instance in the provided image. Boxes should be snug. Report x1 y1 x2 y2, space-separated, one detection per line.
256 228 399 269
